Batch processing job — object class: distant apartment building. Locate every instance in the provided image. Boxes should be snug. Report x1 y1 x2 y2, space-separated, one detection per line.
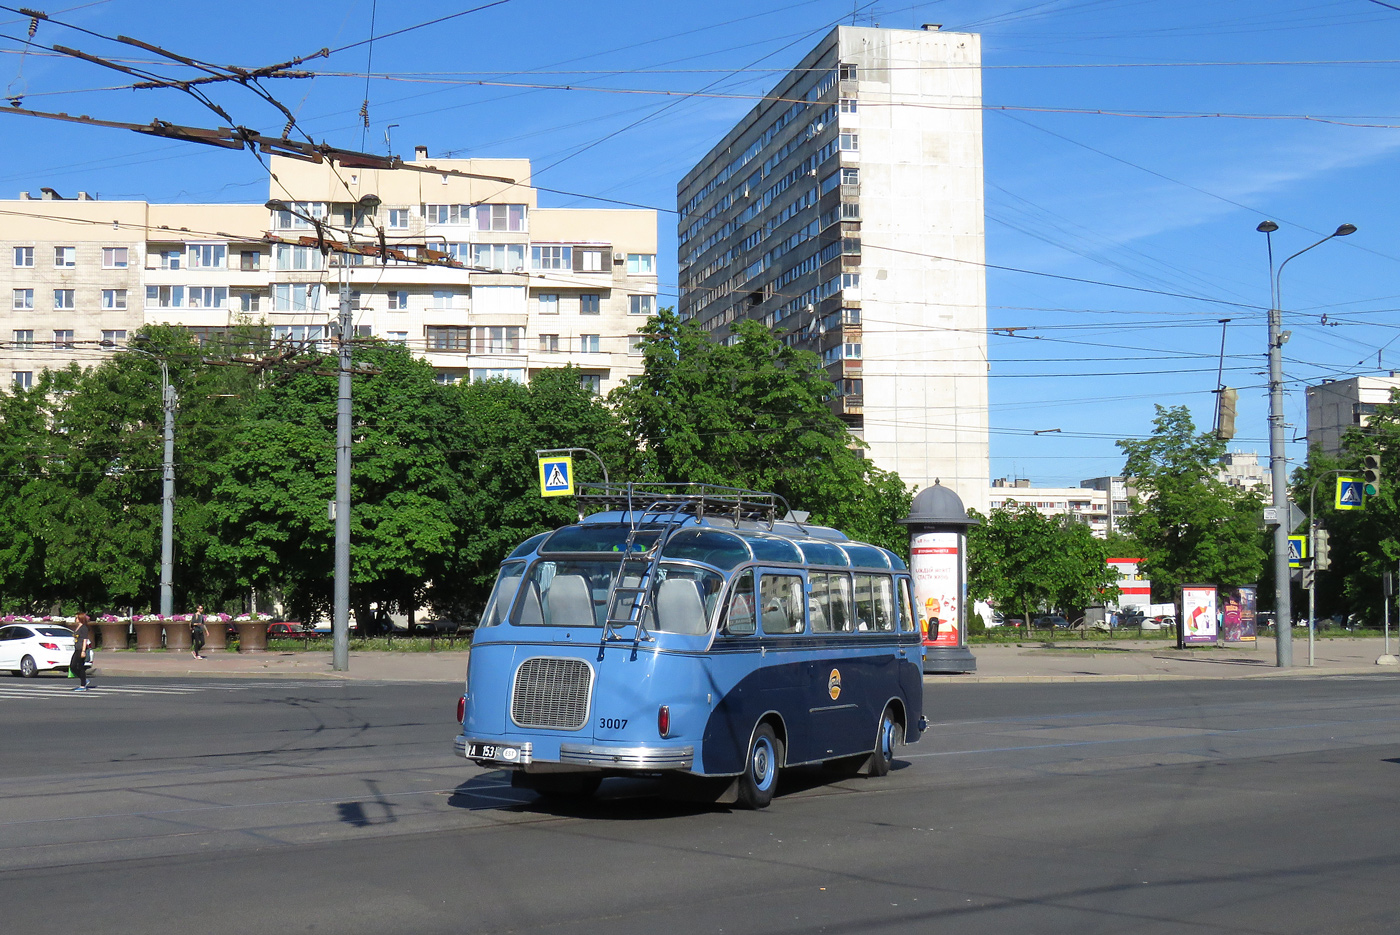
1218 449 1270 497
1 151 658 394
676 25 989 510
1306 375 1400 456
989 478 1110 537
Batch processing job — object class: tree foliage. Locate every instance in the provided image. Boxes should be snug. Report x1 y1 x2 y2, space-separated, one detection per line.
967 504 1120 622
1118 405 1268 599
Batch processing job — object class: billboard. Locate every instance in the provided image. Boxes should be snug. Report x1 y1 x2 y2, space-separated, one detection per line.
1179 585 1218 645
911 531 960 646
1220 586 1257 643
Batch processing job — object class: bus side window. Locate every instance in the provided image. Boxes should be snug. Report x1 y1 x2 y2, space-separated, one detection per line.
853 574 875 631
723 570 756 636
808 573 832 632
873 575 895 631
897 578 915 632
760 573 805 634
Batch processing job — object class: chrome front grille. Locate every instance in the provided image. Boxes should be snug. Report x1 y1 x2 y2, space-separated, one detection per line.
511 657 593 730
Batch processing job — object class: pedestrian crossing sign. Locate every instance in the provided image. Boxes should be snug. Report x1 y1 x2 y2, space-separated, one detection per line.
1335 476 1364 511
538 456 573 497
1288 535 1308 568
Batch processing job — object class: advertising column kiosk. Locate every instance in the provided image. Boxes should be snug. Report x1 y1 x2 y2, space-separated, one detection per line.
900 482 978 674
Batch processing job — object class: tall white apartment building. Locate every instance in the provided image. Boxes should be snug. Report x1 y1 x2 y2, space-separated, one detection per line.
1 151 659 393
1306 375 1400 456
990 478 1111 537
676 25 989 509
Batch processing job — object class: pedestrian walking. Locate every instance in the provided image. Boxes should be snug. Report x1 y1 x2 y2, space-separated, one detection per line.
71 610 93 692
190 605 207 660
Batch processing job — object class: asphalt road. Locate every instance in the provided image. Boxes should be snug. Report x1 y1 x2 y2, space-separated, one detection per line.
4 674 1400 934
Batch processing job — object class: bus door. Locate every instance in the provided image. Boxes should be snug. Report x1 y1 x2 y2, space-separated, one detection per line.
803 571 869 759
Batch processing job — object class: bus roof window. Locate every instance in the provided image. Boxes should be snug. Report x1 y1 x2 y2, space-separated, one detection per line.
841 543 892 569
541 524 660 555
508 531 551 559
744 533 803 565
660 528 751 570
797 539 850 568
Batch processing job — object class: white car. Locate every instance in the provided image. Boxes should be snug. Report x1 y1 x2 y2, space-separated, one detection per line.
0 624 77 677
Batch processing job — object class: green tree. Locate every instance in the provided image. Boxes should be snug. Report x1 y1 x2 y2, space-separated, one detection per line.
967 505 1120 626
612 310 912 554
1118 405 1267 600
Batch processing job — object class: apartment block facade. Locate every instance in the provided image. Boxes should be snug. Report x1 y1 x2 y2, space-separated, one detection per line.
1306 375 1400 456
676 25 989 509
1 151 658 393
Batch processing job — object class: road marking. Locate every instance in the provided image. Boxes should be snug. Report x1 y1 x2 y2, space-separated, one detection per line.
0 683 259 699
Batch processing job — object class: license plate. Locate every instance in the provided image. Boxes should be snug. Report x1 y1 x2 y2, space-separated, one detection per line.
467 742 519 762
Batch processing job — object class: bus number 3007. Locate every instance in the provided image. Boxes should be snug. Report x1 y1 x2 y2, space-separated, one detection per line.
598 718 628 731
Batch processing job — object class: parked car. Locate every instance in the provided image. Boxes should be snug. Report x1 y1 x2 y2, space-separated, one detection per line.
1033 615 1071 629
267 623 319 639
0 623 76 677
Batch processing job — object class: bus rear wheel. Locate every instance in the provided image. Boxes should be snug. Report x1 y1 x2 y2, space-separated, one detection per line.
737 723 782 809
865 706 902 777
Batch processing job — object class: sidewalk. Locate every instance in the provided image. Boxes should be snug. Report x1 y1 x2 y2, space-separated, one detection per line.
83 637 1400 684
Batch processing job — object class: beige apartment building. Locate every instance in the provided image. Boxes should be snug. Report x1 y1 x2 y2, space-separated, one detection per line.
1 151 659 393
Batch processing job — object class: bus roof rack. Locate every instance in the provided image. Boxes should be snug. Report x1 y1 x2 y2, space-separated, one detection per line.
575 482 797 529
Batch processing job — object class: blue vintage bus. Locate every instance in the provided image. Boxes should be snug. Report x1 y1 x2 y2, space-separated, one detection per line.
454 485 925 808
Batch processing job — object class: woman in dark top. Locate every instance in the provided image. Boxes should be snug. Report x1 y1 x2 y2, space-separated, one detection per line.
71 611 93 692
191 605 207 660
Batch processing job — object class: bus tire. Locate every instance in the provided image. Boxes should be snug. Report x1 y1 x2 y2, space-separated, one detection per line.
865 705 902 777
512 772 602 801
737 723 782 809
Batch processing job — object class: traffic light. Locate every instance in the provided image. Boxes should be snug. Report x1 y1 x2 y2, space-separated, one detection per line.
1363 454 1381 497
1314 528 1331 571
1301 567 1315 590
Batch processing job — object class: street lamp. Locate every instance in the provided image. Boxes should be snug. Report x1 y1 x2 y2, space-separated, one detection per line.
1256 221 1355 668
127 341 176 618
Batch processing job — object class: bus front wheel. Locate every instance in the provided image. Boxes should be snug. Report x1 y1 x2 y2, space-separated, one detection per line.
737 724 782 809
865 706 902 777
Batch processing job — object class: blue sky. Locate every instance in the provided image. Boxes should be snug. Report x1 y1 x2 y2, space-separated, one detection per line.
1 0 1396 489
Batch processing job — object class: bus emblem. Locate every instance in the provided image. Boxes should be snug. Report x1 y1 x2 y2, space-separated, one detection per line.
828 669 842 700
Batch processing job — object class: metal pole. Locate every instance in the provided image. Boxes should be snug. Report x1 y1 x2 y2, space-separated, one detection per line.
1261 224 1292 668
333 277 352 672
1307 489 1315 667
160 360 175 618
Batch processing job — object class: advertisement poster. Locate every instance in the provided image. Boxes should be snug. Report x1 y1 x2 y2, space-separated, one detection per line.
1220 586 1257 643
911 532 960 646
1180 585 1219 645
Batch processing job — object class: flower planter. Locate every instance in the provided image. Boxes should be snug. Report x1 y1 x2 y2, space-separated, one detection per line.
235 621 268 653
97 622 130 651
164 623 192 652
133 621 164 652
200 622 227 651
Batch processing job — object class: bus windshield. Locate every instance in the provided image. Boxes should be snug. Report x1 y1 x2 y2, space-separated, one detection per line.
513 559 723 634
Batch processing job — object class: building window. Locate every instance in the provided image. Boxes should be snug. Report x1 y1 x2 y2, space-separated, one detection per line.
574 248 606 272
537 293 559 315
272 283 321 312
425 204 469 225
272 325 325 346
471 243 526 271
426 325 470 350
13 330 33 348
629 294 654 316
626 253 655 274
238 292 260 313
580 293 600 315
147 285 184 308
387 291 408 310
240 250 261 271
53 289 75 309
101 289 127 310
840 97 857 114
187 244 226 269
841 167 859 186
158 249 182 270
841 202 860 219
472 326 522 354
628 335 645 356
539 333 560 353
274 244 323 271
470 368 526 383
532 245 571 270
822 343 862 364
839 63 857 80
13 246 33 268
12 371 32 389
475 204 526 232
12 288 33 310
388 331 408 345
53 329 75 348
354 325 373 339
388 208 411 229
579 373 601 394
579 333 600 354
189 286 227 309
842 272 861 291
839 132 859 151
101 329 127 346
102 246 129 269
54 246 76 268
271 201 326 230
432 290 460 309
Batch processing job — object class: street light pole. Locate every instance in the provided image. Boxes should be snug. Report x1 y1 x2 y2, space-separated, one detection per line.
1257 221 1356 668
128 344 175 617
